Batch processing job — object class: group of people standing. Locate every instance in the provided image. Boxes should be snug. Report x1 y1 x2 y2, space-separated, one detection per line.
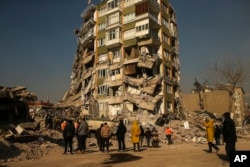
203 112 237 161
62 118 163 154
62 118 89 154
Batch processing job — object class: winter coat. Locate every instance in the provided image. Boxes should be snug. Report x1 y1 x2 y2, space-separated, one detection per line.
63 122 75 138
116 121 127 139
204 120 215 142
145 129 152 138
101 124 111 138
131 120 141 143
77 120 89 136
223 117 237 143
214 126 221 139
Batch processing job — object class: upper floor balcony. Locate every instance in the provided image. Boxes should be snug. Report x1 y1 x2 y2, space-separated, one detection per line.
80 17 96 35
81 4 96 20
106 38 122 49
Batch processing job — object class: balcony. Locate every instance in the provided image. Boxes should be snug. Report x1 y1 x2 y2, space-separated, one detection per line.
137 36 161 46
106 22 122 30
81 4 96 19
106 38 122 49
135 13 160 27
80 17 96 35
106 4 122 15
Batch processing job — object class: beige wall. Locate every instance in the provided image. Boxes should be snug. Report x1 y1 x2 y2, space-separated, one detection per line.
183 90 230 115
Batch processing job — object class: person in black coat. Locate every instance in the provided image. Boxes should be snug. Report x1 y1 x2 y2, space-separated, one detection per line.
223 112 237 160
139 125 145 147
116 120 127 152
214 124 221 145
63 120 75 154
95 123 103 151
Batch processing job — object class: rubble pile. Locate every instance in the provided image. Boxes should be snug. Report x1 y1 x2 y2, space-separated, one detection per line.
0 86 37 123
1 109 250 164
0 86 37 102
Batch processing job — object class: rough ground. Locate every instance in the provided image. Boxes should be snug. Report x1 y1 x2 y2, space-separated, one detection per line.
2 138 250 167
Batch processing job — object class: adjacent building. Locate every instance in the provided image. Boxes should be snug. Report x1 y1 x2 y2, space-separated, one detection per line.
60 0 183 119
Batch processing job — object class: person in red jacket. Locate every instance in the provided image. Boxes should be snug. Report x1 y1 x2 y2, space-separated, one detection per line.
165 126 173 145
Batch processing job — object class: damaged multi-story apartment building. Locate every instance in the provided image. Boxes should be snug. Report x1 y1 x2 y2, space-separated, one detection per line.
60 0 184 120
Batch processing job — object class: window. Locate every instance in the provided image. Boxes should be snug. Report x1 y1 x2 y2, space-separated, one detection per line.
98 68 109 78
98 37 105 47
108 12 120 25
98 22 106 31
107 0 119 10
136 23 149 32
99 102 108 110
110 69 120 76
99 8 106 17
113 50 121 59
163 34 169 43
162 3 167 14
166 84 172 93
98 85 109 95
124 12 135 23
162 18 168 29
164 50 171 61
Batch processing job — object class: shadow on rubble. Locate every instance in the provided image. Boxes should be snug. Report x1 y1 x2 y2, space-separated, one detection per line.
0 140 23 163
102 153 142 165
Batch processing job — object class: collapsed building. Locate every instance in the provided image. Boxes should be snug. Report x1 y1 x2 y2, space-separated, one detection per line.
183 80 247 127
0 86 37 123
59 0 185 121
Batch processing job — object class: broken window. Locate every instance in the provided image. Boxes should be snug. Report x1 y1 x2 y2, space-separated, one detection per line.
164 50 171 61
98 85 109 95
110 69 120 76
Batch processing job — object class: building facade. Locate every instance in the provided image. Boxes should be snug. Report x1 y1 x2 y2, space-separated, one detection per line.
61 0 182 119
